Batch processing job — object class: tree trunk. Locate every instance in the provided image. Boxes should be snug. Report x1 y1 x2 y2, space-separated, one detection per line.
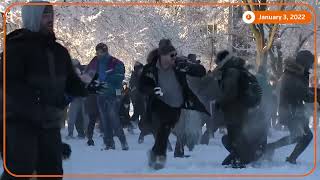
256 50 268 73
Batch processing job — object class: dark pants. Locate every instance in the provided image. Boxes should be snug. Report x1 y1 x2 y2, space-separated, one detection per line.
86 96 101 140
267 116 313 161
151 102 180 156
119 104 130 128
222 125 259 164
1 121 63 180
86 110 100 140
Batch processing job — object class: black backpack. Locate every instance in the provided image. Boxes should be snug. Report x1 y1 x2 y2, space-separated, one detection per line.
238 68 262 108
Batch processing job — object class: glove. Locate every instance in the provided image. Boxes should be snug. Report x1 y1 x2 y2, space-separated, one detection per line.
62 142 72 160
87 80 108 95
154 87 163 97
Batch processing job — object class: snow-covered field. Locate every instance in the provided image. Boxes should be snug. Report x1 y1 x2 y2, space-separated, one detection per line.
1 127 319 180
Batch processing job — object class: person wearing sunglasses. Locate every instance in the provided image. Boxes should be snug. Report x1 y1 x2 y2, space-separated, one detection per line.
139 39 208 170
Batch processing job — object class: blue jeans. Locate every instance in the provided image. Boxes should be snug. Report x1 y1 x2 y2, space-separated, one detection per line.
97 96 126 145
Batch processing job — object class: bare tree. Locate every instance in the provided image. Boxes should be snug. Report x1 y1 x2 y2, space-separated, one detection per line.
242 0 285 73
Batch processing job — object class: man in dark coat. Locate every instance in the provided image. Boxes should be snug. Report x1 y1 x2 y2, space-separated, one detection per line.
139 39 207 170
129 61 149 142
214 50 265 168
265 51 314 164
0 2 103 179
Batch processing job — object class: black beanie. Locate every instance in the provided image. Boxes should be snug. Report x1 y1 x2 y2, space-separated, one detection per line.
158 39 176 55
215 50 230 64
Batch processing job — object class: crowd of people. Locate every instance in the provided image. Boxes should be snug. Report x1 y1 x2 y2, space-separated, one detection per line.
0 1 317 179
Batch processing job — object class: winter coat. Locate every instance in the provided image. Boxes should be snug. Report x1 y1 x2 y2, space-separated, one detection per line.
86 56 125 98
2 29 87 129
278 58 313 126
139 53 208 127
129 67 145 115
215 56 249 126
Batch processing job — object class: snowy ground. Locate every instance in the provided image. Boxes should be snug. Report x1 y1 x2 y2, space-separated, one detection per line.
1 127 319 180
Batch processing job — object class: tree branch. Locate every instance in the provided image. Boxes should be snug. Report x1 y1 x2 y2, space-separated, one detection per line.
56 38 83 60
264 24 277 51
226 33 254 39
263 0 285 52
279 26 300 37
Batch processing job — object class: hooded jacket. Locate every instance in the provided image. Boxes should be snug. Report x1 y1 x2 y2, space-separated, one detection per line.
21 1 47 32
278 58 313 125
2 4 87 128
214 56 249 125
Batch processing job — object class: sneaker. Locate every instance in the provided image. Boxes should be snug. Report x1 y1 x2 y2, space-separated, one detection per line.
147 150 166 170
87 139 95 146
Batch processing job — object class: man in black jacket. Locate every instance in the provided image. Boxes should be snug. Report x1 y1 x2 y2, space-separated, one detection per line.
0 2 103 179
139 39 208 170
213 50 265 168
